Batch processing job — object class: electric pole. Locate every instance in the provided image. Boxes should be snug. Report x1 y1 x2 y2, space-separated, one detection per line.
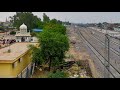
104 22 110 78
104 34 110 78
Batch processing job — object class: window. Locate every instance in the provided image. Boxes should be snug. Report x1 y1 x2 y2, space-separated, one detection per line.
18 58 22 63
12 61 17 68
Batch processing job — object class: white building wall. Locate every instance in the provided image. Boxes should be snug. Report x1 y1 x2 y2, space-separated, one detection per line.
16 37 21 42
16 36 31 42
31 37 38 42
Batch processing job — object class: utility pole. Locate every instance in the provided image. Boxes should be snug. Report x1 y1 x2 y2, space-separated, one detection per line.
117 23 120 58
104 21 110 78
104 34 110 78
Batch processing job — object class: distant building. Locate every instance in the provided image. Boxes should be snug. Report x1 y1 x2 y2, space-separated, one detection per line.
3 18 11 28
113 26 120 32
15 23 31 42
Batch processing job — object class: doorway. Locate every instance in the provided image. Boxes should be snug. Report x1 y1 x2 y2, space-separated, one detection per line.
21 37 25 42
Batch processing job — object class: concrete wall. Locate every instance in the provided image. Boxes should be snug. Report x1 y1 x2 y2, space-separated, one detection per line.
0 63 12 78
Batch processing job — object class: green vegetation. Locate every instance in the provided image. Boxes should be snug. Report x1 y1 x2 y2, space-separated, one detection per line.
50 19 63 25
10 31 16 35
9 12 67 33
43 13 50 24
28 13 69 72
28 45 43 65
44 23 66 35
9 12 43 32
37 30 69 71
0 26 4 31
31 32 37 37
48 70 68 78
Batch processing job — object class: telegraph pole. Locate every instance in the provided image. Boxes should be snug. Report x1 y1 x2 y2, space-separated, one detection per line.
104 23 110 78
104 34 110 78
119 31 120 67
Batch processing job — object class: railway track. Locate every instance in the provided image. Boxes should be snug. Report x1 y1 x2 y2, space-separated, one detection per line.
80 28 120 74
77 27 120 78
84 28 120 55
88 28 120 51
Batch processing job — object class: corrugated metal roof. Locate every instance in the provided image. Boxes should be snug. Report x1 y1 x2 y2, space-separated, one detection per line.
33 29 43 32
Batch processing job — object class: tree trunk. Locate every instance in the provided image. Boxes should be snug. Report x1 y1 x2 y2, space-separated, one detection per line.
49 59 52 71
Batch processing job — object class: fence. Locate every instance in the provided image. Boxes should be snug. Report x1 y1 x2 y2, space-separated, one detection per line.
17 63 35 78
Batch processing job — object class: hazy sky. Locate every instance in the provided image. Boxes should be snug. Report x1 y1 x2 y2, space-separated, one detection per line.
0 12 120 23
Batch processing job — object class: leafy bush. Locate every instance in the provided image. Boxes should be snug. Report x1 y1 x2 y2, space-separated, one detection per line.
31 32 37 37
10 31 16 35
0 25 5 30
48 70 68 78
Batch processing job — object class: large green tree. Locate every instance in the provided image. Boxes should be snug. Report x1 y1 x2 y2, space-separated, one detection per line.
44 23 66 35
27 13 69 71
37 30 69 71
43 13 50 24
50 19 63 25
9 12 43 32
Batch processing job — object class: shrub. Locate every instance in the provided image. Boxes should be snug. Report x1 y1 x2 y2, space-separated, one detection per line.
10 31 16 35
48 70 68 78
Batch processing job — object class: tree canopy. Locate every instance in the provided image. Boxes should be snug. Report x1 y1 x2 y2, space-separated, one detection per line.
43 23 66 35
37 30 69 70
49 18 63 25
9 12 43 32
43 13 50 24
25 12 70 71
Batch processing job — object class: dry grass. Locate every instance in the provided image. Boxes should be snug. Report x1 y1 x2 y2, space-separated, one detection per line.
32 68 49 78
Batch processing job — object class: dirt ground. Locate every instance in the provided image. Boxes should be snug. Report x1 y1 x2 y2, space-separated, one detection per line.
66 26 100 78
32 68 49 78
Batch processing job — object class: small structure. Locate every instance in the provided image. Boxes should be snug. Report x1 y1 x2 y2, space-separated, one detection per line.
15 23 31 42
30 28 43 42
113 26 120 32
33 29 43 32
